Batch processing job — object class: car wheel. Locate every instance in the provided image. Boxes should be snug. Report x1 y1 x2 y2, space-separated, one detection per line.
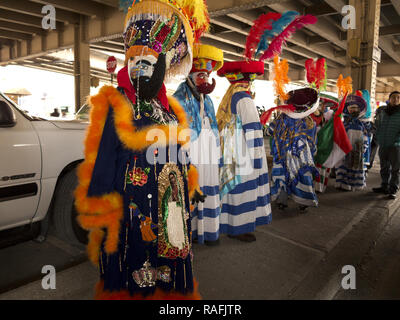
53 168 88 246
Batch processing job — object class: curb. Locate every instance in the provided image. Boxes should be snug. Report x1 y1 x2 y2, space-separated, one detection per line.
288 195 400 300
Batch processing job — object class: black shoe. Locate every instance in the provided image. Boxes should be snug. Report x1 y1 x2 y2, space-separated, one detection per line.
299 205 308 213
277 203 288 211
228 233 256 242
372 186 389 194
204 239 220 246
388 194 397 200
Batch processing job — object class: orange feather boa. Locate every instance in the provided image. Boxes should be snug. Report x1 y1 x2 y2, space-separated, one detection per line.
75 85 200 263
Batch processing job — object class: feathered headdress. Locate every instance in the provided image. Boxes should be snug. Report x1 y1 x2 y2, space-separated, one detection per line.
336 74 353 100
258 15 317 61
245 12 317 62
244 12 282 60
356 89 372 119
305 58 327 91
256 11 299 58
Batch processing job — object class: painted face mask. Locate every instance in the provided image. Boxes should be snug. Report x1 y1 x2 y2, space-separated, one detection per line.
128 55 157 82
191 71 216 95
129 53 166 100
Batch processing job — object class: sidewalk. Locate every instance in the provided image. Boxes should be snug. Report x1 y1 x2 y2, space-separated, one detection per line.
1 166 399 300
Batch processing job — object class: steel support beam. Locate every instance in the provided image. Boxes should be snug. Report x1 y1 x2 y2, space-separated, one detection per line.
390 0 400 16
0 29 32 41
0 0 80 24
379 24 400 36
267 1 346 50
30 0 106 18
208 0 287 18
74 16 90 113
0 20 47 36
346 0 381 110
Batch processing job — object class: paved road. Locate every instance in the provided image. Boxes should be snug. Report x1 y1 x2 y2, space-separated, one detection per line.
0 167 399 300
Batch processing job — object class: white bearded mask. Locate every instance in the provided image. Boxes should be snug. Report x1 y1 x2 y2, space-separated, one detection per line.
128 54 158 85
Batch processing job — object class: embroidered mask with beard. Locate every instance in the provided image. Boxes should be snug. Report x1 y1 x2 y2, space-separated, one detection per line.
190 71 216 95
128 53 166 100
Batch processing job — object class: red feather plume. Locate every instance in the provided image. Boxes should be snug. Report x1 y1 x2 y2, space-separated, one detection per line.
315 58 326 89
259 15 317 61
245 12 282 60
305 59 316 84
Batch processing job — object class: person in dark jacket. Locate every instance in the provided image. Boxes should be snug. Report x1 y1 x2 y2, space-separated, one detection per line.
372 91 400 199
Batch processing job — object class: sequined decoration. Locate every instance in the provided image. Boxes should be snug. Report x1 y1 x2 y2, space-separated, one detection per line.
154 149 158 180
125 166 150 187
124 162 129 192
132 258 157 288
157 266 172 283
157 163 190 260
123 223 129 262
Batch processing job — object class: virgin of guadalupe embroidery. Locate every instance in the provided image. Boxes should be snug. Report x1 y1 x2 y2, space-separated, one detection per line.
157 163 190 259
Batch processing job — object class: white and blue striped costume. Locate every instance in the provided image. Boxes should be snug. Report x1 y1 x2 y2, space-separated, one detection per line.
174 81 222 243
335 117 369 191
268 114 319 207
219 92 272 235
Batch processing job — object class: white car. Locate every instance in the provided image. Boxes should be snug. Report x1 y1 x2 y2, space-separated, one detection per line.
0 92 88 244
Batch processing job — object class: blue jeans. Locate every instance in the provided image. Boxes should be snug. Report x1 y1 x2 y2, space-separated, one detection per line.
379 146 400 192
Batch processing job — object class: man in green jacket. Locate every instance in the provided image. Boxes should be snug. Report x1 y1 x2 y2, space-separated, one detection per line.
373 91 400 199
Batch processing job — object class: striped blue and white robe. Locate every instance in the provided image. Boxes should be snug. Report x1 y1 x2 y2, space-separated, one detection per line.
335 116 369 191
268 114 319 207
174 82 222 243
219 91 272 235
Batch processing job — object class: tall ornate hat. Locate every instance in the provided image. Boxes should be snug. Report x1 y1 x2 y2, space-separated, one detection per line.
191 43 224 73
120 0 210 80
218 11 317 83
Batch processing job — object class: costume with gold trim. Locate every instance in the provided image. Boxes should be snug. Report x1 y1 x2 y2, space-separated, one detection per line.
75 0 209 300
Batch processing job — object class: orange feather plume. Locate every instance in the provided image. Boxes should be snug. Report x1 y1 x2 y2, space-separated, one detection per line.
336 74 353 99
273 55 290 101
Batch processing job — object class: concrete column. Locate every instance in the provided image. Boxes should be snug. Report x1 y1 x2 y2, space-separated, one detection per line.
347 0 381 112
74 15 90 113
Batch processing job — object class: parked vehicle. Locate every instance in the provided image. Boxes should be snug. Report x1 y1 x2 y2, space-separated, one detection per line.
75 104 90 122
0 92 88 245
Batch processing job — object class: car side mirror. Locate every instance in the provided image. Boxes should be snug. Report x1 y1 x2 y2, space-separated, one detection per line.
0 100 17 128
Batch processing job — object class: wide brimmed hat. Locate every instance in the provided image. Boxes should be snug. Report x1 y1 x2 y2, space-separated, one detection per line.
282 87 320 119
191 44 224 73
319 92 339 109
260 87 320 124
344 94 367 116
217 61 265 83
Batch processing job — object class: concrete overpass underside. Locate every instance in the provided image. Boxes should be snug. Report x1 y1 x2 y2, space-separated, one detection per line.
0 0 399 110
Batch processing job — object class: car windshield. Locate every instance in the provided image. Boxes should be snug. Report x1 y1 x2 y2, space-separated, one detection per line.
0 92 34 120
75 104 90 121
